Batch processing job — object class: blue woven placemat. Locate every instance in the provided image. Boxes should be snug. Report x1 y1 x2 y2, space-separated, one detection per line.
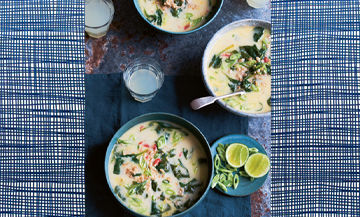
0 1 85 216
272 0 360 216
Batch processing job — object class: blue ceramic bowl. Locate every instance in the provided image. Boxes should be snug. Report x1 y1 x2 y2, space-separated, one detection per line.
105 112 214 217
133 0 224 34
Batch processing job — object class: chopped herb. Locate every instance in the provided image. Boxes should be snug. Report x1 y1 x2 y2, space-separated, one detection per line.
171 159 190 179
151 180 158 192
253 26 265 42
114 185 126 201
113 158 124 174
169 149 176 158
127 180 147 196
180 178 202 193
160 192 165 201
170 8 182 17
183 148 189 159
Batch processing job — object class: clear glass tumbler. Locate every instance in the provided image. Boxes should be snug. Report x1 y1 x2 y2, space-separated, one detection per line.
246 0 270 8
123 57 164 103
85 0 114 38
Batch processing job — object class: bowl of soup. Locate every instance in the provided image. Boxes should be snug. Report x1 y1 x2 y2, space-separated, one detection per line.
105 113 213 216
202 20 271 117
134 0 223 34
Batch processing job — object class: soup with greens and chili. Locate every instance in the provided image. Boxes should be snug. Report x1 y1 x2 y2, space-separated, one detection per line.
207 26 271 113
108 121 208 216
139 0 215 32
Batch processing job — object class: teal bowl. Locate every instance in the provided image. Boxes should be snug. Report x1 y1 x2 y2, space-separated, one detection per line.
133 0 224 34
105 112 214 217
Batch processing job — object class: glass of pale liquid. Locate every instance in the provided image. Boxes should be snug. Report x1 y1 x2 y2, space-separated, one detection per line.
85 0 114 38
247 0 270 8
123 57 164 103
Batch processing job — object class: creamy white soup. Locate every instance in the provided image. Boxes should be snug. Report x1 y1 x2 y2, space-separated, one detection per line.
108 121 208 216
139 0 215 32
206 26 271 113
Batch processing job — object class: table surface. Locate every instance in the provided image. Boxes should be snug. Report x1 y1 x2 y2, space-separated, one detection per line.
85 0 271 216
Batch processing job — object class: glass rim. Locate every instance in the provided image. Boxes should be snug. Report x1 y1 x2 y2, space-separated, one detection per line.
85 0 114 29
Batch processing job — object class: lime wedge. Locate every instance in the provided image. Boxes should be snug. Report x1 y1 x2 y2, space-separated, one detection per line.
225 143 249 168
244 153 270 178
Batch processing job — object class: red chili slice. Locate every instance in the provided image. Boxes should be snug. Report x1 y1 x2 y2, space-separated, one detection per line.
152 144 157 151
184 24 190 30
143 144 150 148
153 158 161 166
179 152 182 157
140 126 144 131
264 57 270 63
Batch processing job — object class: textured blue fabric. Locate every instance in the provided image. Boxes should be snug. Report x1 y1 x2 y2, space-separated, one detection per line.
271 0 360 216
85 74 250 217
0 0 85 216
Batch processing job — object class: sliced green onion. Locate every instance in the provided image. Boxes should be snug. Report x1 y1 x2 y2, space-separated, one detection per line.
137 208 147 214
157 136 166 149
214 154 221 170
211 174 219 188
238 94 247 101
165 189 176 195
244 103 256 110
222 180 232 187
249 147 259 154
227 172 234 182
233 174 239 189
219 173 226 183
239 171 250 177
218 182 228 192
129 135 135 142
129 198 142 207
162 180 170 184
230 53 241 60
218 168 233 173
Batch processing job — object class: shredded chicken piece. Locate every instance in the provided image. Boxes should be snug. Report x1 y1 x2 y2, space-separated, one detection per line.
179 188 184 196
163 0 180 9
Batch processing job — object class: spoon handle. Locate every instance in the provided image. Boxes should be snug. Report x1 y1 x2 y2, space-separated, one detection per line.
190 90 246 110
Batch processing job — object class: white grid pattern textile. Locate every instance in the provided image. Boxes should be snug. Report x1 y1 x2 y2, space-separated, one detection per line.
0 0 85 216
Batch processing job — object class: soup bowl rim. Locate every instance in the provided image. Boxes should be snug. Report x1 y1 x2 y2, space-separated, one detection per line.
104 112 214 217
202 19 271 118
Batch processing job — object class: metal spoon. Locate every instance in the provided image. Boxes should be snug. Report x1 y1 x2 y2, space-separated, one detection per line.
190 90 246 110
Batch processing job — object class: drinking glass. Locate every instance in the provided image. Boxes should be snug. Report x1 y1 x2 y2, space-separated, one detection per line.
85 0 114 38
246 0 270 8
123 57 164 102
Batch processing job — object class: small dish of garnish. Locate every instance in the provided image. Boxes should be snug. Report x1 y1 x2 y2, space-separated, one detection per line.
210 134 270 196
